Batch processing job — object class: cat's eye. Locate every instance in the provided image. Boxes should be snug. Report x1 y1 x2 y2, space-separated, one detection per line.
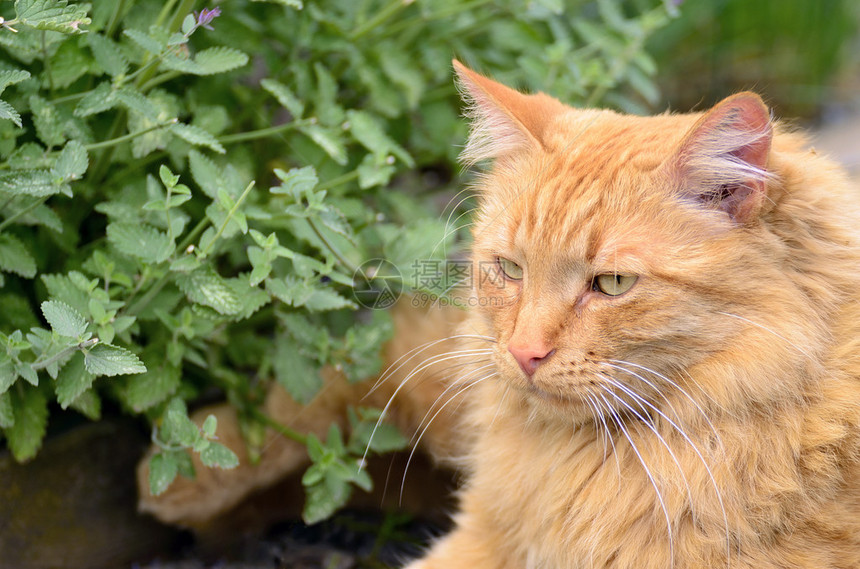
593 273 637 296
496 256 523 280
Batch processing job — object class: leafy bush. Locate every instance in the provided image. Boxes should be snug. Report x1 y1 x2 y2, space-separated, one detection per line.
0 0 676 523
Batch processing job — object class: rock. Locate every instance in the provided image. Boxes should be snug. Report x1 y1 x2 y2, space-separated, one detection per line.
0 420 183 569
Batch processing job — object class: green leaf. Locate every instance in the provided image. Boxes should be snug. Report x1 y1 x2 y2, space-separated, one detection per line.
346 110 413 167
68 388 101 420
161 398 199 447
159 164 179 188
170 123 225 154
15 0 92 33
148 452 179 496
202 415 217 438
84 343 146 377
303 474 351 525
271 166 318 197
41 300 87 338
260 78 304 118
87 33 128 77
162 46 249 76
74 82 119 118
123 28 165 55
48 39 91 89
5 384 48 462
0 99 23 128
0 169 64 197
189 150 226 199
357 152 395 189
303 288 356 311
0 70 31 96
200 441 239 469
54 351 95 409
52 140 88 182
114 87 162 121
107 222 174 264
266 276 314 307
176 268 242 315
299 124 348 165
0 70 29 127
0 234 37 278
272 332 321 404
41 273 90 316
29 95 66 148
0 354 17 395
0 391 14 428
123 363 180 412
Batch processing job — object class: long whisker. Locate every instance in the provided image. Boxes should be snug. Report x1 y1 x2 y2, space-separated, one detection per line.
367 336 495 396
717 311 816 362
599 375 731 566
583 388 621 479
400 374 496 502
607 360 723 450
412 362 497 442
362 348 493 467
597 391 675 569
597 381 697 529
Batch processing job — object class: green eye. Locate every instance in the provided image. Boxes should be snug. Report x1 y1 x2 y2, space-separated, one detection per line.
497 257 523 280
593 273 637 296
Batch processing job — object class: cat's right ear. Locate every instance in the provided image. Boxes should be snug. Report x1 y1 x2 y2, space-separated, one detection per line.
671 92 774 224
453 59 566 166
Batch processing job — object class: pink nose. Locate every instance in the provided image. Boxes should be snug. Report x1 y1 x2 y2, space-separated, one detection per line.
508 343 555 376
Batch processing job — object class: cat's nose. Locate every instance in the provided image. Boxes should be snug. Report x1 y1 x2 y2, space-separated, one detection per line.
508 343 555 376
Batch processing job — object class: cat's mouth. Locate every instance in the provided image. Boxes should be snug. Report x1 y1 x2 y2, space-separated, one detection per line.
525 384 584 408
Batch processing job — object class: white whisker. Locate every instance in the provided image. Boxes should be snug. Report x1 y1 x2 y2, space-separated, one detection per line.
599 375 731 566
598 391 675 569
400 374 496 502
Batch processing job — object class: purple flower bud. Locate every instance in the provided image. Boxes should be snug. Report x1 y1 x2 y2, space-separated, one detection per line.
195 6 222 31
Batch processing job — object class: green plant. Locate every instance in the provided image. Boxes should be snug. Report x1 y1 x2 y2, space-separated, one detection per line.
0 0 676 523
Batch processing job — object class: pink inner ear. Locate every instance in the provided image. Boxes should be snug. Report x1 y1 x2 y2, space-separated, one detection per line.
676 92 773 223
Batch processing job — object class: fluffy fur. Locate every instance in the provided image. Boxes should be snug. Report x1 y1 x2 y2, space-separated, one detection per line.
404 62 860 569
138 63 860 568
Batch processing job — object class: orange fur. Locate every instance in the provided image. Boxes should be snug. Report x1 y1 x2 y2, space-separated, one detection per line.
138 63 860 568
404 62 860 569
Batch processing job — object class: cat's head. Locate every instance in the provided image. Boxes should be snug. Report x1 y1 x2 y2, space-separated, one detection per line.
454 61 825 423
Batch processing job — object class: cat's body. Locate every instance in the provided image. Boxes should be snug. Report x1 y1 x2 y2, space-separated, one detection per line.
138 63 860 568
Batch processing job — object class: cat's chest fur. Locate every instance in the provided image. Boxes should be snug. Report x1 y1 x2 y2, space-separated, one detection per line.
459 380 695 569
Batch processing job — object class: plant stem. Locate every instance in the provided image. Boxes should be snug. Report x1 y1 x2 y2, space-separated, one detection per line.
125 272 171 317
83 119 178 151
105 0 127 38
41 31 54 92
307 217 358 274
155 0 180 28
249 406 308 445
217 119 314 145
349 0 409 40
31 338 98 371
177 217 209 252
0 197 48 232
200 180 256 257
135 0 196 90
139 71 181 93
315 170 360 192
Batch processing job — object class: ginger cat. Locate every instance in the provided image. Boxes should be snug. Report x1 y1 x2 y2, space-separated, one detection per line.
139 62 860 568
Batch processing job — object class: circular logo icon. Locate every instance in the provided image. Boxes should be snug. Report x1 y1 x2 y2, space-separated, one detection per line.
352 258 402 309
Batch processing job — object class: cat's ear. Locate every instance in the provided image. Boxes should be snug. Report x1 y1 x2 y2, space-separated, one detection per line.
452 59 566 165
672 92 774 223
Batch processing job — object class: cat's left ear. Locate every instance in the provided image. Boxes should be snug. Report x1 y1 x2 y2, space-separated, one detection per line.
452 59 567 166
672 92 774 223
